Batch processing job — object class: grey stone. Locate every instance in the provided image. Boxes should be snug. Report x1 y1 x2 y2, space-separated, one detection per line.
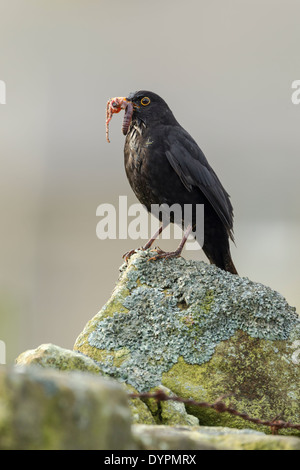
142 385 199 426
132 424 217 450
0 366 133 450
16 343 102 374
133 424 300 450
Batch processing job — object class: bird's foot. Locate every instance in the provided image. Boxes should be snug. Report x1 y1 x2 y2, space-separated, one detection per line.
147 246 182 262
122 247 145 263
123 249 137 263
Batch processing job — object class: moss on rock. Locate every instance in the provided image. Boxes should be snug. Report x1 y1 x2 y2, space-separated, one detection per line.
162 330 300 432
0 366 133 450
124 383 156 425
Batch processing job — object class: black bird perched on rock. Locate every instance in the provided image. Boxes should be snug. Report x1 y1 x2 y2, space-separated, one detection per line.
106 90 238 275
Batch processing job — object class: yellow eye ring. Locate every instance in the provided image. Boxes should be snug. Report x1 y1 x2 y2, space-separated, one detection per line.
141 96 151 106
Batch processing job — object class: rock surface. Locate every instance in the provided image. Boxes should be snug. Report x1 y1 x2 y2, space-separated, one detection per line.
10 251 300 449
74 251 300 435
1 363 299 450
0 366 132 450
140 385 199 426
133 424 300 451
16 343 103 374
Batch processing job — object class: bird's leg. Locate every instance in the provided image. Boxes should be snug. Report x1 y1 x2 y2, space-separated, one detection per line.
143 225 165 250
123 225 165 262
148 224 193 262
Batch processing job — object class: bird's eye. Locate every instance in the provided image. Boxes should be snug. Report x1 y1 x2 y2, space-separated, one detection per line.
141 97 151 106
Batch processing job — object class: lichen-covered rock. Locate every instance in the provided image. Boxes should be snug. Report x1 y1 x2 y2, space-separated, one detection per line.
74 251 300 435
133 424 300 450
0 366 133 450
124 383 156 425
16 343 102 374
142 385 199 426
16 343 156 425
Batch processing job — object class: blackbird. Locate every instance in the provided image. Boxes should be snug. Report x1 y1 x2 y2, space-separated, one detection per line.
106 90 238 275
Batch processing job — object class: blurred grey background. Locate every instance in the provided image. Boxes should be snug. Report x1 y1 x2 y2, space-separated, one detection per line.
0 0 299 363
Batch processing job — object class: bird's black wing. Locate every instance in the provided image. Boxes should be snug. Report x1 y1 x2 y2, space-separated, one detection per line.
165 126 234 240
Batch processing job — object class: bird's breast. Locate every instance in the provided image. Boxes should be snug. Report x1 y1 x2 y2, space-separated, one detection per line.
124 130 156 209
124 124 206 213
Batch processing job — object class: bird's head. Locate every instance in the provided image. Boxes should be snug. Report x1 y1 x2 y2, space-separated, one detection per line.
106 90 176 142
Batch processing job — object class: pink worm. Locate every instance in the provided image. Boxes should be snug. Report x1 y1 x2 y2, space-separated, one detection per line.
106 98 133 143
121 101 133 136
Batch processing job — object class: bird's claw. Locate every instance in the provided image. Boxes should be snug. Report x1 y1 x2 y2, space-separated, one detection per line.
122 247 145 263
122 249 137 263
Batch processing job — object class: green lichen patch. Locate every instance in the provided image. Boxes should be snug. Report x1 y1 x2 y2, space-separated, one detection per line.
162 331 300 435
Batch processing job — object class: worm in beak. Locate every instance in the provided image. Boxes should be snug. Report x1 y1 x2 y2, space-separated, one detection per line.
106 97 133 143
